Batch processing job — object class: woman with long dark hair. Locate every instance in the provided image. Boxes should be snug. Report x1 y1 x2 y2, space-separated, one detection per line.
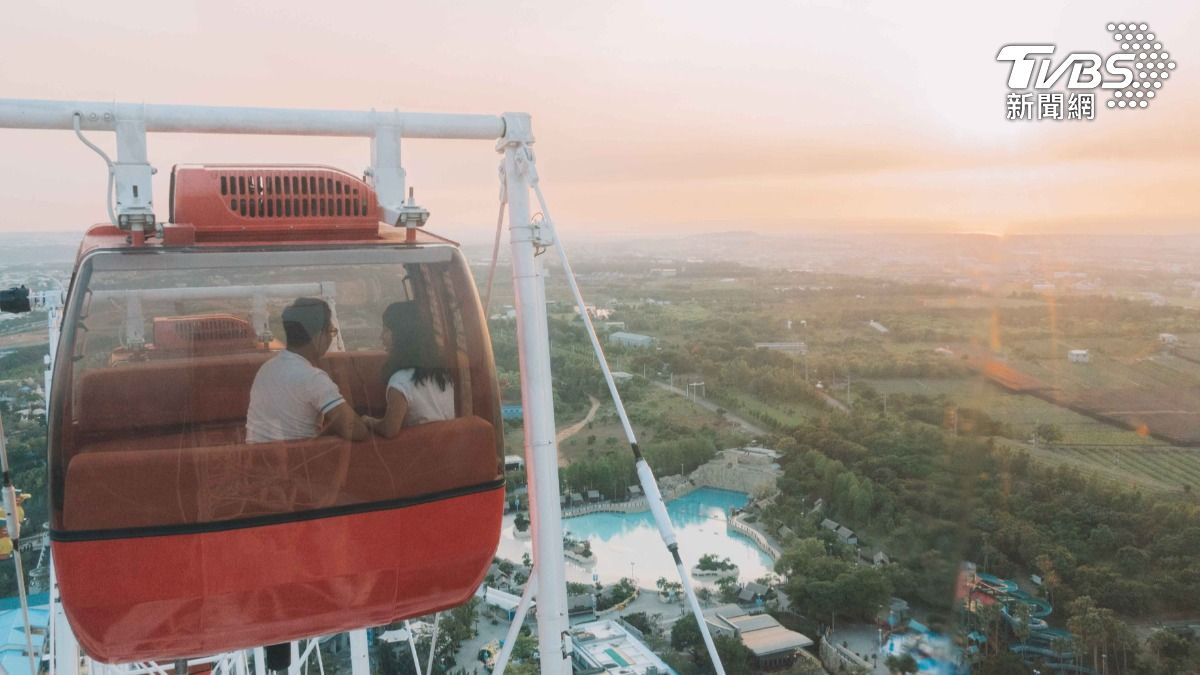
365 301 455 437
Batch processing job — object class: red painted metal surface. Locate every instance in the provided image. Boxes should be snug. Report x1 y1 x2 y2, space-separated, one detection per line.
172 165 380 240
74 223 458 262
52 487 503 663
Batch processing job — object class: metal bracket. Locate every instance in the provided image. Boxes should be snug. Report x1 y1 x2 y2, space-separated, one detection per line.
113 106 156 231
531 214 555 249
561 631 572 660
394 187 431 228
370 118 431 228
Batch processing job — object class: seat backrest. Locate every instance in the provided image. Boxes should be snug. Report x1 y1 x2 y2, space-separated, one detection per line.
318 351 390 417
75 350 395 440
63 416 499 531
76 352 273 435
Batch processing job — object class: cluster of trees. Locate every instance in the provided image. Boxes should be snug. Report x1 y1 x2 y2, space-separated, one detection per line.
768 411 1200 618
595 577 637 611
668 615 756 675
774 538 892 628
559 432 718 501
371 598 479 675
755 406 1200 673
0 346 49 599
489 316 601 419
1144 627 1200 675
655 576 682 600
695 554 736 571
805 352 968 380
868 390 1013 439
1002 294 1196 344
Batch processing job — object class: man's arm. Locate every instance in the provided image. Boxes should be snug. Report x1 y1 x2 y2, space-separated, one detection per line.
323 401 370 441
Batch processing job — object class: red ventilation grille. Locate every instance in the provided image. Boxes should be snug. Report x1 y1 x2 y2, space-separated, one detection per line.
171 165 380 240
153 315 258 353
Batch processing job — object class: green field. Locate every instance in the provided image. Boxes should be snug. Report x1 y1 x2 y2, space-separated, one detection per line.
864 376 1200 492
716 389 827 428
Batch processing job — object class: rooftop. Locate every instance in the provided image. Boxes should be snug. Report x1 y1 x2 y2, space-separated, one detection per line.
740 624 813 657
705 606 812 658
0 600 50 675
571 619 675 674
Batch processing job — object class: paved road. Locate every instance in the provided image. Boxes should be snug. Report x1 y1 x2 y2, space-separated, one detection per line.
646 379 770 437
455 609 515 674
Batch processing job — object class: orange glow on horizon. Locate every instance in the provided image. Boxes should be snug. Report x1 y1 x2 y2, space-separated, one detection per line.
0 1 1197 237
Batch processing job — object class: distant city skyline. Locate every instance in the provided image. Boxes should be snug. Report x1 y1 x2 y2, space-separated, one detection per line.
1 1 1198 238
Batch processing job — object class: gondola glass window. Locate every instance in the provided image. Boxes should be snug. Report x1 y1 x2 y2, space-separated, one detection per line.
49 246 503 535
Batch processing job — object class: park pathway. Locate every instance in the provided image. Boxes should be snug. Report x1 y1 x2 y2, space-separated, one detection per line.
557 395 601 444
556 395 603 466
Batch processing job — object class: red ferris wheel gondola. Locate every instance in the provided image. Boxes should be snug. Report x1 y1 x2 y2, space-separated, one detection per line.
46 164 504 663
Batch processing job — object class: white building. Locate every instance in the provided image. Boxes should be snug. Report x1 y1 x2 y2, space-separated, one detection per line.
1068 349 1090 363
1159 333 1180 346
570 619 674 674
703 605 812 671
608 331 656 349
753 341 807 355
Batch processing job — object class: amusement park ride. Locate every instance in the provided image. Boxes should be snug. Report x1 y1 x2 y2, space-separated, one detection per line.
0 99 728 675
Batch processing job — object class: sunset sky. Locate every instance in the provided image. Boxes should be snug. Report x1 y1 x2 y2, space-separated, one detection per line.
1 1 1198 240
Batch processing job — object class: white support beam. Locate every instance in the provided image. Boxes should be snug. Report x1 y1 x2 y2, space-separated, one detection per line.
500 113 571 675
348 630 370 675
0 99 505 140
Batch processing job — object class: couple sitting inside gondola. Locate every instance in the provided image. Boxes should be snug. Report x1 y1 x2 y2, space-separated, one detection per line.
245 297 454 443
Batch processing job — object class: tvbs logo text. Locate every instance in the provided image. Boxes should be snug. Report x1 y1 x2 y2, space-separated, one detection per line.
997 23 1175 121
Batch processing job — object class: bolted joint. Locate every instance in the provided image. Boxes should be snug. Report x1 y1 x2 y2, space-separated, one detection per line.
497 112 534 151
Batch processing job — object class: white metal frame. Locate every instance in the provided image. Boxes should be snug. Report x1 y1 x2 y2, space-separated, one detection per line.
0 97 725 675
0 98 571 675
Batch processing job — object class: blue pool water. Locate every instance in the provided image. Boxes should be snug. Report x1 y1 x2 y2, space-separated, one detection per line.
497 487 774 585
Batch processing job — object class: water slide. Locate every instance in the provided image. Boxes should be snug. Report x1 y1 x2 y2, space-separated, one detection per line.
1009 642 1096 675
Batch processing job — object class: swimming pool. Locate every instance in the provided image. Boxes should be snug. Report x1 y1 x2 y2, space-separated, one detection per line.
495 487 775 586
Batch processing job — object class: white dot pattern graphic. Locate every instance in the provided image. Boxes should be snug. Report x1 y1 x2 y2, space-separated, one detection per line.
1105 21 1174 111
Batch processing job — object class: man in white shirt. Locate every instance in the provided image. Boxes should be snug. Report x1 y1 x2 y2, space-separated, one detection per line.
246 297 368 443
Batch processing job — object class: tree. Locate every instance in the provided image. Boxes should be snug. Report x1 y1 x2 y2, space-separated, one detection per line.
657 576 682 601
975 651 1026 675
671 615 703 652
623 612 657 637
1148 628 1200 675
715 575 740 603
884 653 917 674
712 635 754 675
1033 423 1062 444
514 511 530 533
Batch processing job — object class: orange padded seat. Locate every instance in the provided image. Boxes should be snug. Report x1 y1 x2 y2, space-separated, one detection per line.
74 351 395 451
77 352 272 435
63 416 498 532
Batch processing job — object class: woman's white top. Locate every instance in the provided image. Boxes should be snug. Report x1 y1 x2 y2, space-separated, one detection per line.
386 368 456 426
